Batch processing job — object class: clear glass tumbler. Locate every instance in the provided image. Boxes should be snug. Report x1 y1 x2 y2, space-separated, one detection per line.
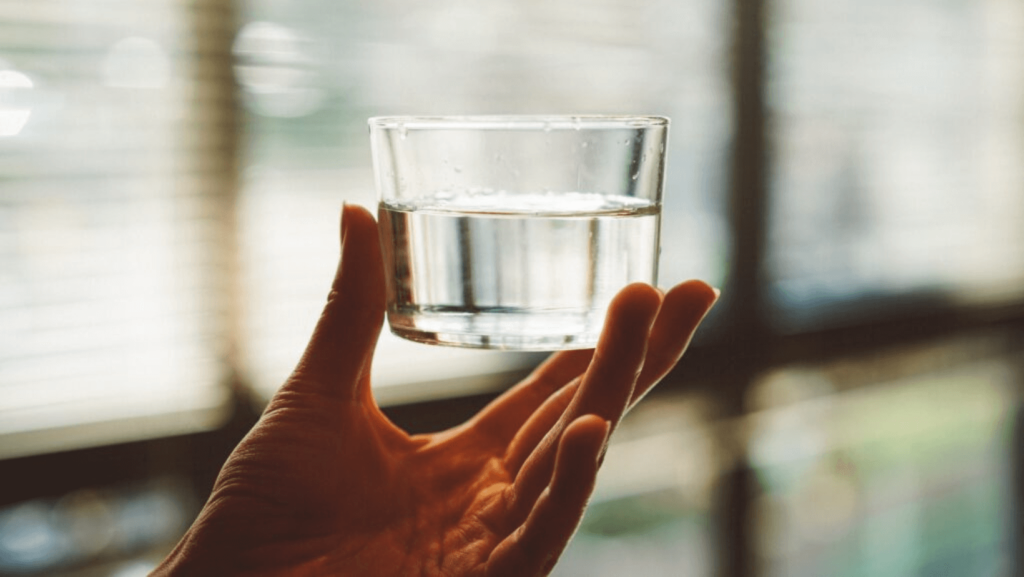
369 115 669 350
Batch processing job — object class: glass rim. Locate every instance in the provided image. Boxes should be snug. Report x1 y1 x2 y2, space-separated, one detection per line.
368 115 669 131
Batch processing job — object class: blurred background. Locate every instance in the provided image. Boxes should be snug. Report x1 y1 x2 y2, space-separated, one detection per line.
0 0 1022 575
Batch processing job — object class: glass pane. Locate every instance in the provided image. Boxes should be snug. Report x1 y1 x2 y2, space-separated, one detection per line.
766 0 1024 329
0 0 231 458
236 0 733 401
747 336 1018 577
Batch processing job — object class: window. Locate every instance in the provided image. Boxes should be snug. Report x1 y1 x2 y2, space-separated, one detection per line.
748 336 1018 576
765 0 1024 330
2 0 1023 575
0 0 233 458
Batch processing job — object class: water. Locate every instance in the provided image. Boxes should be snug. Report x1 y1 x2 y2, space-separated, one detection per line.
378 191 661 350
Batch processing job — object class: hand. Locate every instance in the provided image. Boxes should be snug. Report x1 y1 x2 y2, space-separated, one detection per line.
153 204 718 577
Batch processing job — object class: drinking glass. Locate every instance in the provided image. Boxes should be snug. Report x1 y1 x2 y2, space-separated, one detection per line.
369 115 668 350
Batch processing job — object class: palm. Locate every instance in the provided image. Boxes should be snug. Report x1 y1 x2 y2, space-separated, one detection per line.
155 205 717 577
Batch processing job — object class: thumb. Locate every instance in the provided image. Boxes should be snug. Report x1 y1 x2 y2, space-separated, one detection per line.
288 203 386 400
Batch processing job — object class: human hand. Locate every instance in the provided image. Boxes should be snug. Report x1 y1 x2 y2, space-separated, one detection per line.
153 204 718 577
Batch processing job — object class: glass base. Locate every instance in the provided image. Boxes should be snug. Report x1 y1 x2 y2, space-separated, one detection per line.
387 308 604 351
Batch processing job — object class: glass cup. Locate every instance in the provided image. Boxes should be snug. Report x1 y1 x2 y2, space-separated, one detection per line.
369 115 669 350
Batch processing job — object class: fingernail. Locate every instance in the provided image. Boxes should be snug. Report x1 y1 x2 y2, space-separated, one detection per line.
712 286 722 299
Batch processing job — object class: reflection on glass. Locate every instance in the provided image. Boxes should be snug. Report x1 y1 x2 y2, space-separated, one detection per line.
747 337 1016 577
766 0 1024 329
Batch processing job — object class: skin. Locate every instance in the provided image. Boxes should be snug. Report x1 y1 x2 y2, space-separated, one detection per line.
152 204 718 577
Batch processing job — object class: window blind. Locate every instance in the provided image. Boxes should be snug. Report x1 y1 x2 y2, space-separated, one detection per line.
0 0 235 458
